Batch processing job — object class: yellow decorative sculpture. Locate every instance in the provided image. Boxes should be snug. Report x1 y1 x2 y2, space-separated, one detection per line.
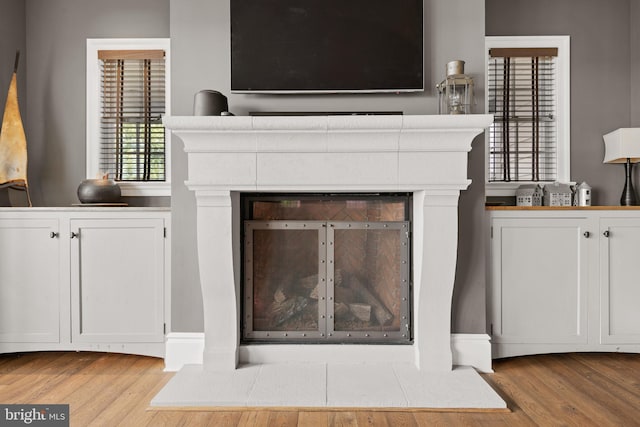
0 51 31 206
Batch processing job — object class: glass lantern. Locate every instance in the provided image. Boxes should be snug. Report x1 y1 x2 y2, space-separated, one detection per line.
437 60 474 114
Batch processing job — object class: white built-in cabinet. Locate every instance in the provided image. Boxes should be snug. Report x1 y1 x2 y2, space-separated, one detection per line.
599 217 640 345
488 208 640 358
0 218 61 344
0 208 170 357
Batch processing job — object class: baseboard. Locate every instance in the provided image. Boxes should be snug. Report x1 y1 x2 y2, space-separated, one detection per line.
164 332 493 373
163 333 205 372
451 333 493 373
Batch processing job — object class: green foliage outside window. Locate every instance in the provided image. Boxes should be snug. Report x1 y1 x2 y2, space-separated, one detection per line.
115 121 165 182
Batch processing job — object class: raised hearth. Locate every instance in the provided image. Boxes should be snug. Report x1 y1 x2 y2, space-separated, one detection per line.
164 114 492 373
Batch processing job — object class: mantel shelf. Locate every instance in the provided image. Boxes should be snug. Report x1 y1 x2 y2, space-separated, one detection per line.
164 114 493 194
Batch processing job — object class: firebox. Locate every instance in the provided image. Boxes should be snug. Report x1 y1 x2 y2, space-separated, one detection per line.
241 193 412 344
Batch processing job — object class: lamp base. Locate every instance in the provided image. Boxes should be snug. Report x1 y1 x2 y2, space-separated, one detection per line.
621 159 638 206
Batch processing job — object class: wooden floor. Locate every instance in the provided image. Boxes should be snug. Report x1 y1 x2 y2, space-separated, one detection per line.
0 352 639 426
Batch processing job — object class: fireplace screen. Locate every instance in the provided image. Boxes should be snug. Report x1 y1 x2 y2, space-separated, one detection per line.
242 195 411 343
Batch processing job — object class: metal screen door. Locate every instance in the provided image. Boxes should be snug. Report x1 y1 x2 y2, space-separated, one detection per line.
243 220 410 343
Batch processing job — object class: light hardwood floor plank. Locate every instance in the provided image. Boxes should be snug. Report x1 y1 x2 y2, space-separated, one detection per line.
519 354 616 426
0 352 640 426
354 411 390 427
237 410 272 426
570 353 640 399
66 357 160 426
298 411 329 427
545 354 640 426
266 410 299 427
86 370 170 426
328 411 359 427
384 411 418 426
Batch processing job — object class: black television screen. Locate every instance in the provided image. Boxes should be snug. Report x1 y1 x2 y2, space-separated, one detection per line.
231 0 424 93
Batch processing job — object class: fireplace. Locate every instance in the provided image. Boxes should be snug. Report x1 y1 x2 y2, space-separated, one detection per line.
242 193 411 343
163 113 493 372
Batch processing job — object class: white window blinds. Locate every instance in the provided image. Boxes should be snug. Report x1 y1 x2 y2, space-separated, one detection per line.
488 47 558 182
98 49 166 182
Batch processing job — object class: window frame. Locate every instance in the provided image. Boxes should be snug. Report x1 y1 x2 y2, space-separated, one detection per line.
485 35 571 196
86 38 171 197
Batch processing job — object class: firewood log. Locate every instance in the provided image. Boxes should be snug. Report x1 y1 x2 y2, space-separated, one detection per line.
349 276 393 326
273 286 287 303
334 302 350 318
269 296 309 326
349 303 372 322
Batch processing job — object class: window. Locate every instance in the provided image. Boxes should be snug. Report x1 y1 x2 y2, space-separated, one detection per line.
86 39 170 196
485 36 570 195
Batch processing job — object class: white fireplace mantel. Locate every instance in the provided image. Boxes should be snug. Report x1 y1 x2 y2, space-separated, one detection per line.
164 114 493 372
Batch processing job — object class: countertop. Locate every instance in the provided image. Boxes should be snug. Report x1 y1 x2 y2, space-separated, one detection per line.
486 205 640 211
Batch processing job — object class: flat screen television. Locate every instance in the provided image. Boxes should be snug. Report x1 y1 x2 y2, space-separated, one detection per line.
231 0 424 94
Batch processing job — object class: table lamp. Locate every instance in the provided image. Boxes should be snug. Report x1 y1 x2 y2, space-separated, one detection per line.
603 128 640 206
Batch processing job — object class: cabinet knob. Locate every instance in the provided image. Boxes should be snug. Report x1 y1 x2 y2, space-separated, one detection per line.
603 230 610 238
70 232 79 239
583 231 590 238
50 231 59 239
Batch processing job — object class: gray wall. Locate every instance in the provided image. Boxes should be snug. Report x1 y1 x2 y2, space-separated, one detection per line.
0 0 26 206
23 0 170 207
170 0 488 333
487 0 637 205
632 1 640 125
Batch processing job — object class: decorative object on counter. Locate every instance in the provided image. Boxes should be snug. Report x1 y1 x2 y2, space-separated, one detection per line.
193 90 233 116
543 182 573 206
603 128 640 206
574 182 592 206
0 50 31 206
516 184 543 206
437 60 474 114
77 174 122 204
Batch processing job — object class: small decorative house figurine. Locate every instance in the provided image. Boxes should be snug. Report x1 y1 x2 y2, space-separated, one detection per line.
574 182 592 206
516 184 543 206
543 182 573 206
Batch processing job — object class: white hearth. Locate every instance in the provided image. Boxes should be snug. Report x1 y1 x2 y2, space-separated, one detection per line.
164 114 493 373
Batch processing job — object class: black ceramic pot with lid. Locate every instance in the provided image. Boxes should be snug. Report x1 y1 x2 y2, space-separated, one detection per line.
77 178 122 204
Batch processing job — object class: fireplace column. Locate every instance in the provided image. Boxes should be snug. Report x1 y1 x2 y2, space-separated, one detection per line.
188 188 239 370
413 191 461 371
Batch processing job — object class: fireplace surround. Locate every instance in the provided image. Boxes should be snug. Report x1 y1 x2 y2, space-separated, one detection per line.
164 113 493 373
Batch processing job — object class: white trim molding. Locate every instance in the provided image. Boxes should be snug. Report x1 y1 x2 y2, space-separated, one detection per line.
163 333 205 372
163 333 493 373
86 38 172 197
451 334 493 373
485 35 571 196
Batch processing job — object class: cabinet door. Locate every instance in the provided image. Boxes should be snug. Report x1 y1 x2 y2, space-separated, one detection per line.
600 218 640 344
70 218 165 343
0 219 60 343
490 217 590 344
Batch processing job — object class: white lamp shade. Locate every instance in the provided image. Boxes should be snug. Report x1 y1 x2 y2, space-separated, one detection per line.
603 128 640 163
